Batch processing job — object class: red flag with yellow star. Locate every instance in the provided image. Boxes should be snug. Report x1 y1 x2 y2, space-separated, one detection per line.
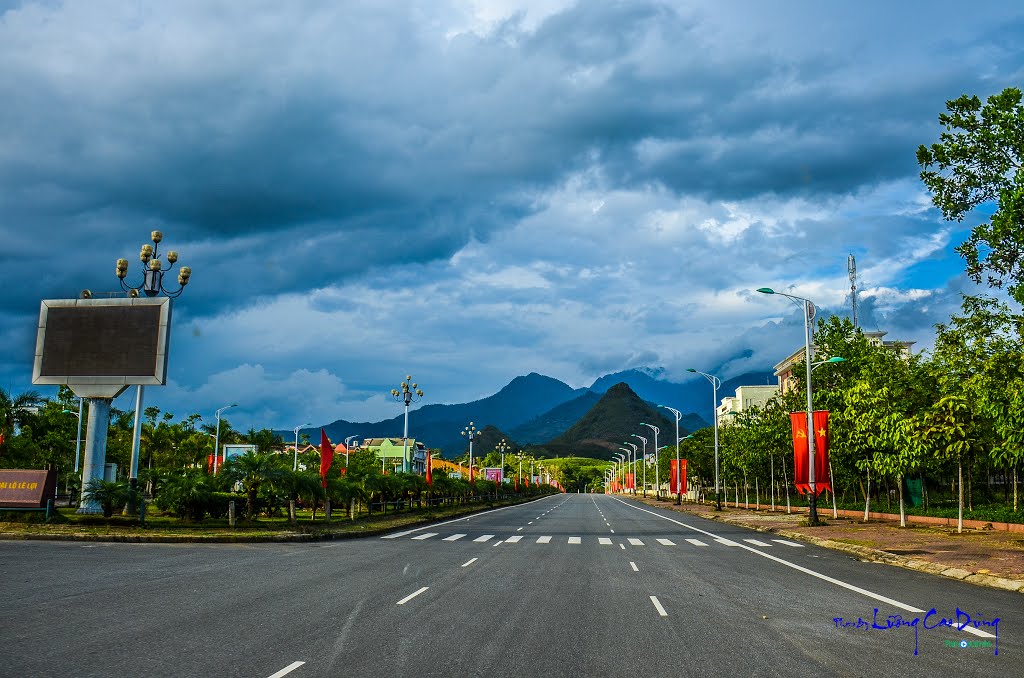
791 411 831 495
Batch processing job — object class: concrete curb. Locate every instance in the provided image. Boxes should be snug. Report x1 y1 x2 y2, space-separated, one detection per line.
0 498 538 545
628 497 1024 595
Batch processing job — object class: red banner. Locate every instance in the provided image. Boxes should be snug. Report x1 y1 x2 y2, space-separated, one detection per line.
625 473 635 490
320 429 333 488
790 411 831 495
425 453 433 486
669 459 688 495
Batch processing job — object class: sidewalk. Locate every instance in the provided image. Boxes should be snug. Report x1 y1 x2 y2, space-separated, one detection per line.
623 494 1024 594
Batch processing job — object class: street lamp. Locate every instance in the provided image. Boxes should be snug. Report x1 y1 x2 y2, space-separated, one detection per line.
630 434 648 496
212 403 237 475
615 450 628 491
391 375 424 474
293 422 311 471
62 399 84 474
661 406 684 504
344 435 357 470
115 230 192 298
688 368 722 510
496 439 509 483
640 423 660 498
756 286 823 525
623 442 638 494
461 422 479 482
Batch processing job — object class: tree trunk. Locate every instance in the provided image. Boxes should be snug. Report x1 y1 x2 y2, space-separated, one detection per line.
885 478 891 512
743 470 749 509
898 475 906 528
755 477 759 510
968 461 974 512
957 458 964 534
922 473 928 511
864 462 871 522
829 458 838 519
1014 463 1019 513
782 456 791 514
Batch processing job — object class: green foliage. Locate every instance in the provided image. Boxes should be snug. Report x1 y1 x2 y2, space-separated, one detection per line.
918 87 1024 303
83 478 131 519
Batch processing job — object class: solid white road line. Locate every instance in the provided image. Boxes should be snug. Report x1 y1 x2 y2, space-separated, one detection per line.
442 534 466 541
656 539 676 546
743 539 771 547
473 535 494 543
685 538 708 546
772 539 805 547
396 587 429 605
461 558 478 567
381 495 553 538
411 533 437 540
599 537 612 545
537 536 552 544
630 562 639 572
609 497 937 618
568 537 582 544
267 661 305 678
650 596 668 617
505 535 523 543
628 538 645 546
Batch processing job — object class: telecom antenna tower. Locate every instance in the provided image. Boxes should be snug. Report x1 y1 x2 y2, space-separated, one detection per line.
848 253 859 329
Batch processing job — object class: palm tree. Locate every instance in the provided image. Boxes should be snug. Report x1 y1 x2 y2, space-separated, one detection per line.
83 478 130 518
223 451 283 520
0 387 42 458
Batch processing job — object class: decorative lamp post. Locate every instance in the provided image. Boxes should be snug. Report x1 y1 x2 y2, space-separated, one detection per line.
391 375 424 474
461 422 479 482
110 230 192 513
755 287 824 525
688 368 722 510
496 439 509 483
614 452 627 491
641 423 660 498
115 230 191 298
212 403 237 474
661 406 683 504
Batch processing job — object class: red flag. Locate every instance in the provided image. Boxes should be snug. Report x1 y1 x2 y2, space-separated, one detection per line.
320 429 333 488
626 473 635 490
790 411 830 495
426 452 433 486
669 459 688 494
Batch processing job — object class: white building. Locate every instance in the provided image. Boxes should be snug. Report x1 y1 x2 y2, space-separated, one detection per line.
717 385 780 422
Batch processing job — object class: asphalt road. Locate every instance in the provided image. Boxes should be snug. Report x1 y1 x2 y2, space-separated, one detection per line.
0 494 1018 677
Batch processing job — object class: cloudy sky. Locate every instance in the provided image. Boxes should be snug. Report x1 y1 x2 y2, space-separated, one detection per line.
2 1 1022 429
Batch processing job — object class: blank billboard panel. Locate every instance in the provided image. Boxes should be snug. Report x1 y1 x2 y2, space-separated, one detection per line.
33 298 171 388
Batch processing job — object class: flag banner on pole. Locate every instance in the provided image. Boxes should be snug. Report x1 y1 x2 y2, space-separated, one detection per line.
670 460 679 494
625 473 635 490
812 410 832 493
790 411 830 495
425 452 433 486
320 429 333 488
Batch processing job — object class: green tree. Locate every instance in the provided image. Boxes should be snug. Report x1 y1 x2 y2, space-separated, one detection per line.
223 451 283 520
917 87 1024 303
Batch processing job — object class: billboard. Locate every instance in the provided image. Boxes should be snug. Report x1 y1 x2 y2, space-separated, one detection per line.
33 297 172 398
483 468 503 483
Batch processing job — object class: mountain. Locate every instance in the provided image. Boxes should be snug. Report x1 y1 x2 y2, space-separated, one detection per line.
508 390 603 444
307 372 583 458
590 368 775 424
544 383 683 460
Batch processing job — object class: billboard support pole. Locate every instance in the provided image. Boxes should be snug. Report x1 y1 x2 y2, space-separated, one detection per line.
78 397 111 514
